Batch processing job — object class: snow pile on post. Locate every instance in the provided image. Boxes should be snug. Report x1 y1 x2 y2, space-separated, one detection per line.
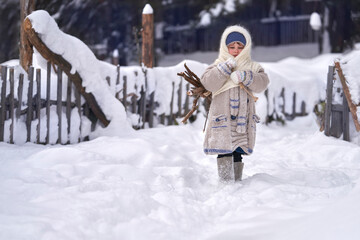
142 4 153 14
27 10 132 137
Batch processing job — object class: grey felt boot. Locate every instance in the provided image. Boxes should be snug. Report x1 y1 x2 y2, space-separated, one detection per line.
234 162 244 181
217 156 234 182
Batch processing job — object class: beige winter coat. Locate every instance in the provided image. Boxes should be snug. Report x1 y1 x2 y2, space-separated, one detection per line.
200 25 269 155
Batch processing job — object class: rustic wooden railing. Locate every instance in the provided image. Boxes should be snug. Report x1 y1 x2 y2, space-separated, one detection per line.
324 62 360 142
0 63 93 144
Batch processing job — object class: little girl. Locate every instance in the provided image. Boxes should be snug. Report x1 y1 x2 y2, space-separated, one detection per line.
200 25 269 182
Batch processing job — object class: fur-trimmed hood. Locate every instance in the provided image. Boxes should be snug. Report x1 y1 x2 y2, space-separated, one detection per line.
214 25 261 73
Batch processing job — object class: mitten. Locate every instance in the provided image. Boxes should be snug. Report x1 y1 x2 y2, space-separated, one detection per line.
217 57 236 76
230 70 253 86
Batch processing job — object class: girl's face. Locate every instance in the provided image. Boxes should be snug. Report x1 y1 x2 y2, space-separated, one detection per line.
227 42 244 57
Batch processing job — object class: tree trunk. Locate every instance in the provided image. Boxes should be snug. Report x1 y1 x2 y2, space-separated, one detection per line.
20 0 35 72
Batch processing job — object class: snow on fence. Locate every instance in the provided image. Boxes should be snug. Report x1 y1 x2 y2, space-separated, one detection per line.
0 59 317 145
0 60 207 144
265 87 307 122
106 61 207 129
0 63 93 144
324 57 360 142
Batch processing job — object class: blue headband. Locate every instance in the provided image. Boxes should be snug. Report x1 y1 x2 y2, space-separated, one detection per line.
225 32 246 46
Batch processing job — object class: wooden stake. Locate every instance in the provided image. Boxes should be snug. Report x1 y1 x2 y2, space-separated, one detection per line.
20 0 35 72
334 61 360 132
142 4 154 68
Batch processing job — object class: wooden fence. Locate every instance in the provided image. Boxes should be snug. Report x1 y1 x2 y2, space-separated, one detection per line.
110 66 192 129
0 63 194 144
0 63 94 144
265 87 307 123
1 62 310 145
163 15 316 54
323 63 360 142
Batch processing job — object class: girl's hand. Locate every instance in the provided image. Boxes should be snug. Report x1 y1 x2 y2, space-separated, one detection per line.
224 57 236 70
217 57 236 76
230 70 253 86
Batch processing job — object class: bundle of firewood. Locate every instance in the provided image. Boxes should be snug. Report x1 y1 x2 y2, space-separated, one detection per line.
177 63 211 123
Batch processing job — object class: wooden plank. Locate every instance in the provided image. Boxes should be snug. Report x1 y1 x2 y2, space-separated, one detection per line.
177 77 182 117
131 85 137 114
122 75 127 109
46 62 51 144
334 61 360 131
74 85 81 143
139 86 146 128
300 101 306 116
23 18 110 127
280 87 285 114
57 68 62 144
16 74 24 119
343 95 350 141
169 82 175 125
9 68 15 144
20 0 35 72
184 83 190 116
292 92 296 119
26 67 34 142
36 69 41 144
330 110 343 138
115 65 120 100
331 104 344 112
324 66 334 136
66 77 72 143
0 66 7 142
148 91 155 128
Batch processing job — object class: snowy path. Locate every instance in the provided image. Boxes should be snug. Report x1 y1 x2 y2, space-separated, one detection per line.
1 115 360 240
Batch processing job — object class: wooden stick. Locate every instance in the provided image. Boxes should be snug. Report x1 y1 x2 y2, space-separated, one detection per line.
240 83 258 102
182 95 200 124
334 61 360 132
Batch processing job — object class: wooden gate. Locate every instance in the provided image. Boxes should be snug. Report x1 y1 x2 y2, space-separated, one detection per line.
324 65 351 141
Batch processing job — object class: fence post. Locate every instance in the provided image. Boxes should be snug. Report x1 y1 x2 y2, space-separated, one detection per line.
177 77 182 117
57 68 63 144
0 66 7 142
122 75 128 109
26 67 34 142
292 92 296 119
36 69 41 144
142 4 154 68
324 66 334 136
20 0 35 71
46 62 51 144
169 82 175 125
74 84 82 143
16 74 24 120
343 95 350 141
66 77 72 144
9 68 15 144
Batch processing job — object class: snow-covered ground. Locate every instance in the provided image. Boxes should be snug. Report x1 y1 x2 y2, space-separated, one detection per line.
1 10 360 240
1 114 360 240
